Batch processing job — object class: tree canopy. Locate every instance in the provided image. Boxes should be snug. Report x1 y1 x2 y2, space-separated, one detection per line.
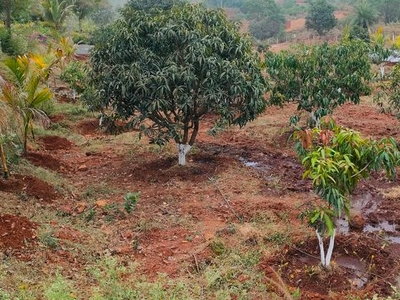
375 0 400 24
86 3 268 165
0 0 33 30
41 0 75 30
351 0 379 30
204 0 244 9
241 0 285 40
265 41 372 127
125 0 186 12
305 0 337 36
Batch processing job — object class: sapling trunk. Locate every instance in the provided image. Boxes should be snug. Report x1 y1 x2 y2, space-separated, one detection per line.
0 144 9 179
316 229 326 266
177 144 192 166
325 229 336 266
380 66 385 79
315 228 336 268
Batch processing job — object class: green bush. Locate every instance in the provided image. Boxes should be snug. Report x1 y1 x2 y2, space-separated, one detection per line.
1 33 28 56
60 61 88 94
71 31 90 44
249 18 284 40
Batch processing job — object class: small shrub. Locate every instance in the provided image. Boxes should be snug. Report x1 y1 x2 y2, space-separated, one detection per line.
60 61 88 95
71 31 90 44
0 289 11 300
210 240 227 256
1 33 28 56
123 192 139 214
40 232 59 249
44 273 75 300
84 208 96 222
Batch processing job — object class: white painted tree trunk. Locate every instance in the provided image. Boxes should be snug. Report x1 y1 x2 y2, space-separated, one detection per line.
310 112 321 128
380 66 385 79
325 229 336 266
315 228 336 268
178 144 192 166
316 229 326 266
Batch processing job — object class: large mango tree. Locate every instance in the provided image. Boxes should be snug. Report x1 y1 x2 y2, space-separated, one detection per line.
85 3 268 165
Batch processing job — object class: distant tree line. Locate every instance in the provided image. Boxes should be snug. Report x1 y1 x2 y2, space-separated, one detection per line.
0 0 115 32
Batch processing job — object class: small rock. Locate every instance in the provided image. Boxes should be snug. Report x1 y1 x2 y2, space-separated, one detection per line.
78 164 88 172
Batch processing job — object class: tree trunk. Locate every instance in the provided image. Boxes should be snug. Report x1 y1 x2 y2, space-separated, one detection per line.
316 229 326 266
325 229 336 266
315 228 336 268
5 1 11 34
0 144 9 179
380 66 385 79
23 122 29 154
177 143 192 166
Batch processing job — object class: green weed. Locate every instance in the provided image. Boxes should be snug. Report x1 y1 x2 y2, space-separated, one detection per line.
83 183 115 200
44 273 75 300
39 232 59 250
123 192 139 214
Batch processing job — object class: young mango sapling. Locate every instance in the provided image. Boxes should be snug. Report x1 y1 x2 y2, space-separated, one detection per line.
294 118 400 268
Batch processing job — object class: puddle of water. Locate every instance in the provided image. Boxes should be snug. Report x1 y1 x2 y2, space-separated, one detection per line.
334 193 400 244
364 221 396 233
299 255 319 265
240 158 399 246
335 256 366 271
336 217 349 234
241 159 259 168
335 256 368 288
388 236 400 244
239 157 272 173
298 255 368 289
351 192 378 215
337 218 400 244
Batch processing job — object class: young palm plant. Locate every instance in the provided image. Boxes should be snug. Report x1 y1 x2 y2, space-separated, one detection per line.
295 118 400 268
0 54 54 154
42 0 75 31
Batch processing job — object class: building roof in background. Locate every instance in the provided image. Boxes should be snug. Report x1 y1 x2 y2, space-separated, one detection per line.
75 44 94 56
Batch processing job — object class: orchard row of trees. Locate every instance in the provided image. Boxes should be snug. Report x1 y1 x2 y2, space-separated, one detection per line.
0 0 114 30
82 0 400 164
81 0 400 268
203 0 400 41
305 0 400 40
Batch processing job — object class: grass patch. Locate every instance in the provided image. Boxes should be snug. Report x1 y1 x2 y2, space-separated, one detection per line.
82 182 118 200
16 160 75 196
52 102 93 121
